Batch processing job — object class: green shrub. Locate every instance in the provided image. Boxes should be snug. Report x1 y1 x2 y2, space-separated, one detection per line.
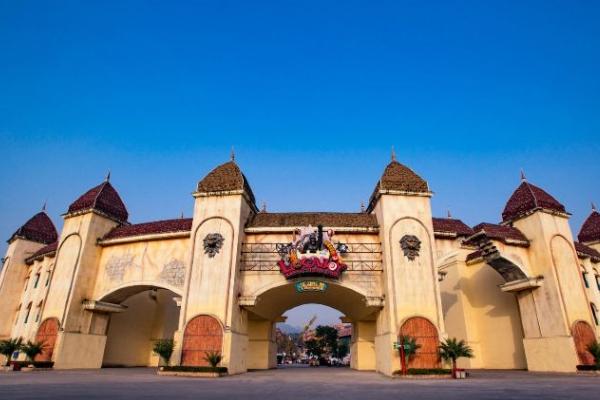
0 338 23 366
587 341 600 368
162 365 227 373
203 351 222 368
21 341 45 362
152 339 175 366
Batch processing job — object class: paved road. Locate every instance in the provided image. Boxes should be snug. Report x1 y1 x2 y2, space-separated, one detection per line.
0 367 598 400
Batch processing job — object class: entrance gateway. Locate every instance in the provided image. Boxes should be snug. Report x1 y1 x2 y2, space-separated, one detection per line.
3 155 597 374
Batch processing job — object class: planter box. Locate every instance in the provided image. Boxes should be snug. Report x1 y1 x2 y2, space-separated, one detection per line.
395 374 452 380
158 370 226 378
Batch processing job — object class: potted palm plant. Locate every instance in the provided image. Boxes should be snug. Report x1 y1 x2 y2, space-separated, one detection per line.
0 338 23 371
587 341 600 370
204 351 222 369
152 339 175 368
439 338 473 379
20 341 45 370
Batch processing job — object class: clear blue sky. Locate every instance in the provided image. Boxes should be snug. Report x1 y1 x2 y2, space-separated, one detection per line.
1 1 599 326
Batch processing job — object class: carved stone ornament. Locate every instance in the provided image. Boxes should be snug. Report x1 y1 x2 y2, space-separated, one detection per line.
203 233 225 258
400 235 421 261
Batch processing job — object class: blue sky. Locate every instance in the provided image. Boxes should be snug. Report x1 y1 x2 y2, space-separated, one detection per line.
1 1 599 326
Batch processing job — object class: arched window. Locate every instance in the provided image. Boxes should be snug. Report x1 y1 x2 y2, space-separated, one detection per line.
591 303 599 326
24 302 32 324
35 301 43 323
24 275 30 291
595 274 600 291
33 271 41 288
581 266 589 288
14 304 21 325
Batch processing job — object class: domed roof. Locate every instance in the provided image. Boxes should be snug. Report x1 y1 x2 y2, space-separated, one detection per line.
9 211 58 244
578 205 600 243
368 160 429 210
197 161 256 206
68 181 128 222
502 180 566 222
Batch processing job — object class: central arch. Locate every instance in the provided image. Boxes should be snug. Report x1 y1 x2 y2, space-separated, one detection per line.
242 279 382 371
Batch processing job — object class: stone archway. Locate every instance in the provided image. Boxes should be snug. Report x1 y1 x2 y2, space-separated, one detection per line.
181 315 223 366
572 320 596 365
35 318 60 362
399 317 440 368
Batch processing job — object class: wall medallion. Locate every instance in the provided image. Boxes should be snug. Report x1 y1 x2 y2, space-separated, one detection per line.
159 259 186 287
203 233 225 258
400 235 421 261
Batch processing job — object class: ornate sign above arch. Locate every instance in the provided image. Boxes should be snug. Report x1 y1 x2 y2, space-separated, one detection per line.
277 225 348 279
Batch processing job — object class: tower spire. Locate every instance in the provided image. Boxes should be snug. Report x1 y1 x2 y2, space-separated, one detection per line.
42 200 47 212
447 209 452 219
391 146 396 162
105 170 111 182
593 202 597 212
230 146 235 162
360 201 366 213
520 169 526 182
261 201 267 213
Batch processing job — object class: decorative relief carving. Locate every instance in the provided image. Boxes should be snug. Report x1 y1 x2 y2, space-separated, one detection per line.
159 259 186 287
400 235 421 261
203 233 225 258
105 253 139 282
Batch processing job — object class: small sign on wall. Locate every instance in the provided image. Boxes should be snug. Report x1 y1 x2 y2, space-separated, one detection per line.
295 280 328 293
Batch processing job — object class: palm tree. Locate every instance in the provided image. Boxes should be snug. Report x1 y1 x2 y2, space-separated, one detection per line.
439 338 473 377
0 338 23 366
21 341 45 363
588 341 600 368
152 339 175 366
399 334 421 361
203 351 222 368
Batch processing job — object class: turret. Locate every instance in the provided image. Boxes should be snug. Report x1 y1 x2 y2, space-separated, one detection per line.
41 176 128 368
578 203 600 251
367 152 444 375
174 158 256 373
500 173 594 371
0 209 57 339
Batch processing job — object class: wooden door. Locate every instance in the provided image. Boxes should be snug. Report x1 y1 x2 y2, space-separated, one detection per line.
572 320 596 365
35 318 59 362
399 317 440 368
181 315 223 366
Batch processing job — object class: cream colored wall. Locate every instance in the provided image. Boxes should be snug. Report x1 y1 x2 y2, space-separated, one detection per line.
246 319 276 369
94 238 189 300
0 239 44 339
579 257 600 336
351 320 376 370
103 289 179 367
437 240 526 370
10 256 55 346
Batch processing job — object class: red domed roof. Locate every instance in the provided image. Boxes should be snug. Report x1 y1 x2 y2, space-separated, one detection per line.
502 181 566 222
9 211 58 244
197 161 256 206
578 208 600 244
68 181 128 222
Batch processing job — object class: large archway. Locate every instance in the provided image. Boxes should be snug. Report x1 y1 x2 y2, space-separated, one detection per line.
242 280 381 371
100 285 181 367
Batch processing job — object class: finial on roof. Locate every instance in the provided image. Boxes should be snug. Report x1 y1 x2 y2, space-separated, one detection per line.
593 202 597 212
261 201 267 213
105 170 111 182
520 169 526 182
42 200 47 212
230 146 235 161
360 201 366 213
391 146 396 162
447 209 452 219
180 211 184 219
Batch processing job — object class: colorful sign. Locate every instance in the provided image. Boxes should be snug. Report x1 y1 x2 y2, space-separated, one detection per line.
277 224 348 279
295 280 328 293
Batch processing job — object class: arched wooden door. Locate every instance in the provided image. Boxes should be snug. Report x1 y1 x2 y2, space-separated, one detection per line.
35 318 59 362
399 317 440 368
572 320 596 365
181 315 223 366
